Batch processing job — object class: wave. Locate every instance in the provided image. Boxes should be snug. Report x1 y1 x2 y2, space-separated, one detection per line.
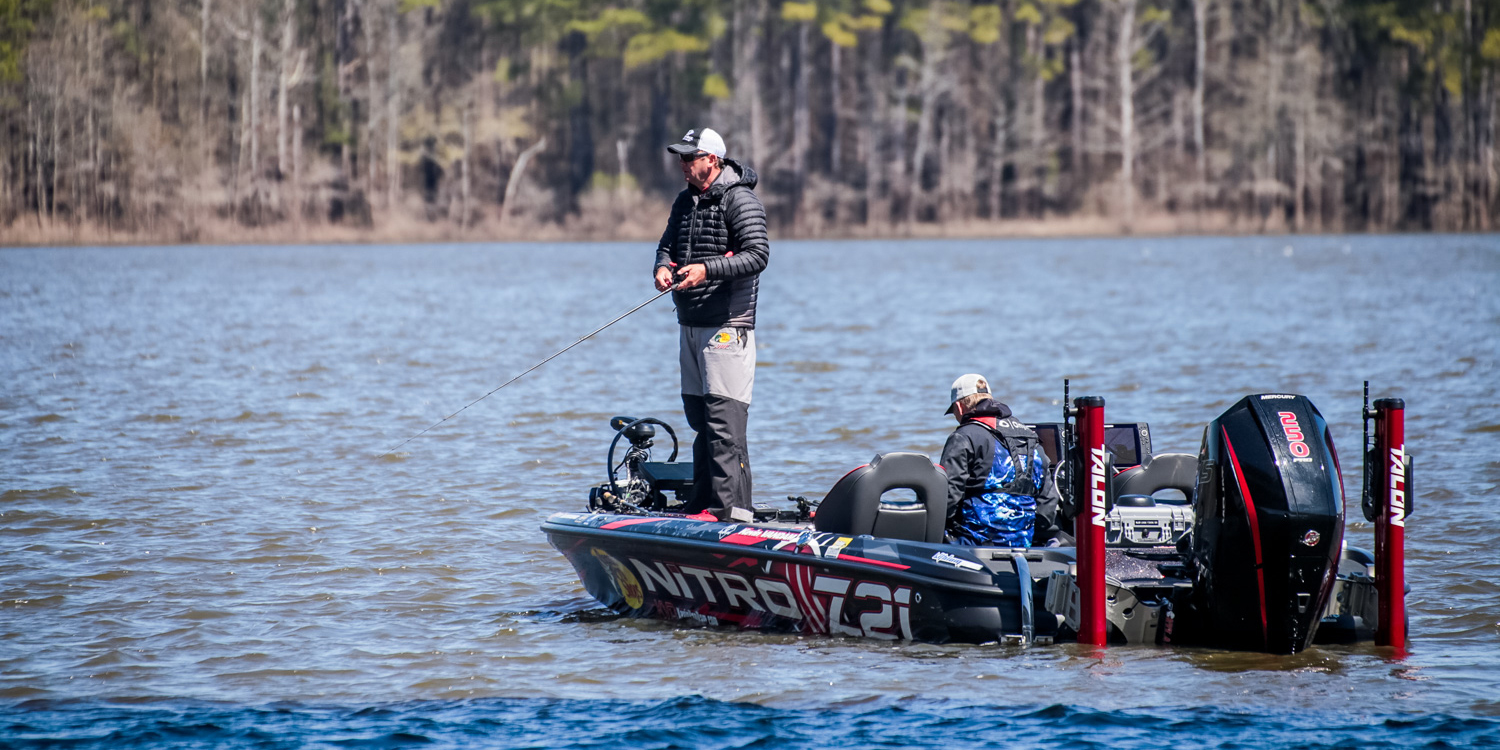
1 697 1496 749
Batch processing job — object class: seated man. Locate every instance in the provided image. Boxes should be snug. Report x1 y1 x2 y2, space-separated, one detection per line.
939 373 1063 547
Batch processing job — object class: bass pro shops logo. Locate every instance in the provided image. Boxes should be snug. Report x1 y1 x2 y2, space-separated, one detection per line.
591 549 645 609
711 329 736 349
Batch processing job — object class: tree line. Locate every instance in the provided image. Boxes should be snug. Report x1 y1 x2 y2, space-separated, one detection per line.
2 0 1497 243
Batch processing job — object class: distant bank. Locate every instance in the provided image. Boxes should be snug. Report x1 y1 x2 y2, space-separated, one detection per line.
0 209 1410 248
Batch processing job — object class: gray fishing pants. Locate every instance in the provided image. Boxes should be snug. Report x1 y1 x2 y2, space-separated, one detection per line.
679 325 754 514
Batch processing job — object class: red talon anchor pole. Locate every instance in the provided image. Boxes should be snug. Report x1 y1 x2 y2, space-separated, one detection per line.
1371 396 1408 652
1074 395 1108 646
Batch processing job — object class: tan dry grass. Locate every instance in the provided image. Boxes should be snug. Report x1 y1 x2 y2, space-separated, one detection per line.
1 207 1289 248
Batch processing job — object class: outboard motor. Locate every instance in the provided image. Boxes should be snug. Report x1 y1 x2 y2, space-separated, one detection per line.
1186 394 1345 653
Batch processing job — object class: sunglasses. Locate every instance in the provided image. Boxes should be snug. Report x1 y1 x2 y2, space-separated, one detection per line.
678 152 710 163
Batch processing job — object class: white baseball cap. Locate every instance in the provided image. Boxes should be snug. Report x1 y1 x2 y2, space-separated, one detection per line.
666 128 726 159
945 373 990 414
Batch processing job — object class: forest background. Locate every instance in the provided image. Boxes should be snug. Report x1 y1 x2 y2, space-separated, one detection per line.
1 0 1497 245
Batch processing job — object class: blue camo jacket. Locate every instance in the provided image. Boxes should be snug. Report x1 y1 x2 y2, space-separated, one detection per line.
939 399 1060 547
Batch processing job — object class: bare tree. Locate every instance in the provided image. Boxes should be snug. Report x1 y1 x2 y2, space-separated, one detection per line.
386 0 402 210
732 0 766 168
460 91 473 230
906 4 951 224
782 2 815 228
1115 0 1137 228
292 103 303 231
501 137 547 221
1192 0 1210 212
273 0 309 213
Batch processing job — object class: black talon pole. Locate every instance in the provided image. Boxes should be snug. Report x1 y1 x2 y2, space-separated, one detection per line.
377 284 677 460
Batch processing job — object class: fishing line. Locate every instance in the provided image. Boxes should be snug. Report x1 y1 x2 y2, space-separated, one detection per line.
377 284 677 460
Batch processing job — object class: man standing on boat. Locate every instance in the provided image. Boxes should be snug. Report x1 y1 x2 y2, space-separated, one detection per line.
940 374 1064 547
653 128 769 521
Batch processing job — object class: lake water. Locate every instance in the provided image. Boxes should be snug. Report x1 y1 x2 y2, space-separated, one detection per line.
2 236 1498 748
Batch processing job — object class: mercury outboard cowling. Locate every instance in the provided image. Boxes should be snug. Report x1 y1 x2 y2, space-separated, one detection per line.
1184 394 1345 653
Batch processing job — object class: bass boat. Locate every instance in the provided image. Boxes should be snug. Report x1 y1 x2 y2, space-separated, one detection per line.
542 385 1412 653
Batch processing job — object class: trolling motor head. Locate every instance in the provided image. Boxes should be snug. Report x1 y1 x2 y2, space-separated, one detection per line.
1187 394 1345 653
610 415 656 449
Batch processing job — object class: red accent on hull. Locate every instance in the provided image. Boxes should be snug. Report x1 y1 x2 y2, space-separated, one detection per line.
720 533 768 546
601 517 666 530
1221 426 1269 650
834 554 910 570
833 464 870 485
1327 429 1346 507
783 563 827 634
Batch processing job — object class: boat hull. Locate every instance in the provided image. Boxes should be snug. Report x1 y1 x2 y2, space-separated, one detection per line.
542 512 1050 644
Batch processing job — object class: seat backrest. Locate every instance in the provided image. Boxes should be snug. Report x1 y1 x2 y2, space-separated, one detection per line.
1112 452 1198 500
814 452 947 543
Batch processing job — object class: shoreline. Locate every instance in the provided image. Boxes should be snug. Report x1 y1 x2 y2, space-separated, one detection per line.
0 209 1481 248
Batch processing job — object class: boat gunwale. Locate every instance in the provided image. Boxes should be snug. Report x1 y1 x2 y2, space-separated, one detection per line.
541 514 1035 599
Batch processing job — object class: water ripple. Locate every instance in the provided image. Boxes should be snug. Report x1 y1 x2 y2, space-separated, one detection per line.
1 238 1498 740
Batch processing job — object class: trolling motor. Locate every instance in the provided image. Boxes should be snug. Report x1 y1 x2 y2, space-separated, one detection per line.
588 415 815 522
589 416 683 514
1362 382 1412 653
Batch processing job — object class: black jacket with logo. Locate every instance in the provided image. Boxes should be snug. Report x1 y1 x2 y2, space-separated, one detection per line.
654 159 769 328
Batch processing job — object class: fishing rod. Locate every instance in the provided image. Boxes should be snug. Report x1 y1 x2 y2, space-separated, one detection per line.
377 283 677 460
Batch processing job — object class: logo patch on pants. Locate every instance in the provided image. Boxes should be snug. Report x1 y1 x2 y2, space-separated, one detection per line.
711 330 736 348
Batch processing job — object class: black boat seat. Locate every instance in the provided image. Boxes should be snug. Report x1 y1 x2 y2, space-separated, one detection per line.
1112 452 1198 503
814 452 947 544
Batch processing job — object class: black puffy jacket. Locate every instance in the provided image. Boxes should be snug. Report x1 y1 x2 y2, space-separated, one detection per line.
654 159 769 328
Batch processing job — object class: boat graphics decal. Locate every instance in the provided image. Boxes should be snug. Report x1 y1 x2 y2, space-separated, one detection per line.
831 554 911 570
823 536 853 559
1089 446 1109 527
1222 426 1270 649
930 551 985 572
1388 445 1407 528
557 533 922 639
542 513 1024 641
1278 411 1313 461
591 548 644 608
718 526 804 546
784 563 828 634
563 513 910 569
615 555 918 640
600 517 665 530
